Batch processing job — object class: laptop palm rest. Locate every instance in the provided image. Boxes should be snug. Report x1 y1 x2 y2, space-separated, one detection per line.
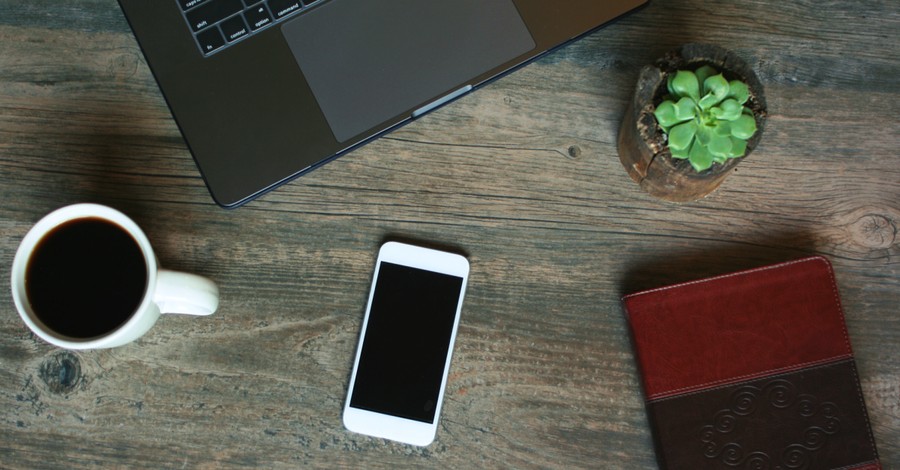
282 0 535 143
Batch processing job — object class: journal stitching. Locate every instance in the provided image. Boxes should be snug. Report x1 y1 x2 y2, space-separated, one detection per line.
647 355 853 401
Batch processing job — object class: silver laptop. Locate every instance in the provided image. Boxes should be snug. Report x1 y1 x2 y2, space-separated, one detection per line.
117 0 647 207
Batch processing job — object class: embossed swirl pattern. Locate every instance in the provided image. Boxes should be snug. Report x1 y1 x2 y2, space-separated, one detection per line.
699 379 841 470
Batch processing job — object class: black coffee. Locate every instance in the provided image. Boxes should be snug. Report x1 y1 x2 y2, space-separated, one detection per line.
25 217 148 339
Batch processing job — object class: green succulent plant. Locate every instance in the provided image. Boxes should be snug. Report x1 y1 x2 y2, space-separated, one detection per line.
653 65 757 172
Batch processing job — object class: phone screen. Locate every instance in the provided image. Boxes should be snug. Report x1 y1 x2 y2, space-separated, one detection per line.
349 261 464 423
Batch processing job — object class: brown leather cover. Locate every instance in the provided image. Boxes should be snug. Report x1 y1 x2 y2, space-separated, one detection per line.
623 256 880 470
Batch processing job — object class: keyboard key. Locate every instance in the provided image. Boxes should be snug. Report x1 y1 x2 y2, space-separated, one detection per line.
185 0 243 32
196 27 226 54
267 0 303 20
180 0 208 10
221 15 250 42
244 5 273 30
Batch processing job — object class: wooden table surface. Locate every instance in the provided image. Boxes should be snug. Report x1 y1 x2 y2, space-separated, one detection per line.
1 1 898 468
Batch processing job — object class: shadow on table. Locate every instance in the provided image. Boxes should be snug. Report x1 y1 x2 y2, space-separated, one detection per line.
618 230 820 297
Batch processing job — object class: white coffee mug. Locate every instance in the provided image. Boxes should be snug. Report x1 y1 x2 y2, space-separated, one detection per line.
11 204 219 349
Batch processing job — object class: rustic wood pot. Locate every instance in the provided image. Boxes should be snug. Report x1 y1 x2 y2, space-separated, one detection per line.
617 44 767 202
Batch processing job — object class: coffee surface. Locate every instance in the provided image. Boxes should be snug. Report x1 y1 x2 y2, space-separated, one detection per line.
26 218 148 339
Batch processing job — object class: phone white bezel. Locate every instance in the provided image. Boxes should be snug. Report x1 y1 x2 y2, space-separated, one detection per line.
342 241 470 446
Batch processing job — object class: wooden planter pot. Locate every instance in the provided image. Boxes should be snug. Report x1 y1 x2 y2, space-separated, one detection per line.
617 44 767 202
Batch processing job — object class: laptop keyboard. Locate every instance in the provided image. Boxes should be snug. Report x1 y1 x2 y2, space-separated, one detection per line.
179 0 323 56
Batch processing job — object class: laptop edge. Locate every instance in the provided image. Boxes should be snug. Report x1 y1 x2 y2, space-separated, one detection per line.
117 0 648 208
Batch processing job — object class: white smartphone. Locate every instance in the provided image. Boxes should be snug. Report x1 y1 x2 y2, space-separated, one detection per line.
343 241 470 446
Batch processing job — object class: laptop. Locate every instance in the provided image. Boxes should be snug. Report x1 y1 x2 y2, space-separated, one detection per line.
117 0 647 207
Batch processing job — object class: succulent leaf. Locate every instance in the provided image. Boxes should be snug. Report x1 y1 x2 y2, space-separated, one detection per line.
688 140 714 171
653 101 680 131
697 94 715 110
731 114 758 139
713 98 742 121
695 125 711 146
730 137 748 157
668 121 697 151
674 97 696 121
670 70 700 101
727 80 750 105
694 65 717 86
671 143 690 159
703 74 730 100
707 134 733 158
714 121 732 136
699 74 729 110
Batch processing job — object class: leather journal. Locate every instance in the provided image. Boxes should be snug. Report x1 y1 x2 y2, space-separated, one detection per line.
622 256 881 470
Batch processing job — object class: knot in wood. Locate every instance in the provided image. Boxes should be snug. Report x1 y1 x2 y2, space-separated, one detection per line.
567 145 582 159
107 53 139 82
848 213 896 249
39 351 82 395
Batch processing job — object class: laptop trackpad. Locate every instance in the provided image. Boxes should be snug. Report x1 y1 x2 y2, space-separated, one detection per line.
282 0 535 143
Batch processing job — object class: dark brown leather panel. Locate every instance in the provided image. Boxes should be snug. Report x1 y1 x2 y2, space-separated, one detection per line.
647 359 879 470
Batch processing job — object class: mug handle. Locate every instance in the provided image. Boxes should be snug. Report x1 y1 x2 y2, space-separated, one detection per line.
154 270 219 316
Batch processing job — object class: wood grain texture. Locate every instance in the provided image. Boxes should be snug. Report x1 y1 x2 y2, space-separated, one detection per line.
1 0 898 468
